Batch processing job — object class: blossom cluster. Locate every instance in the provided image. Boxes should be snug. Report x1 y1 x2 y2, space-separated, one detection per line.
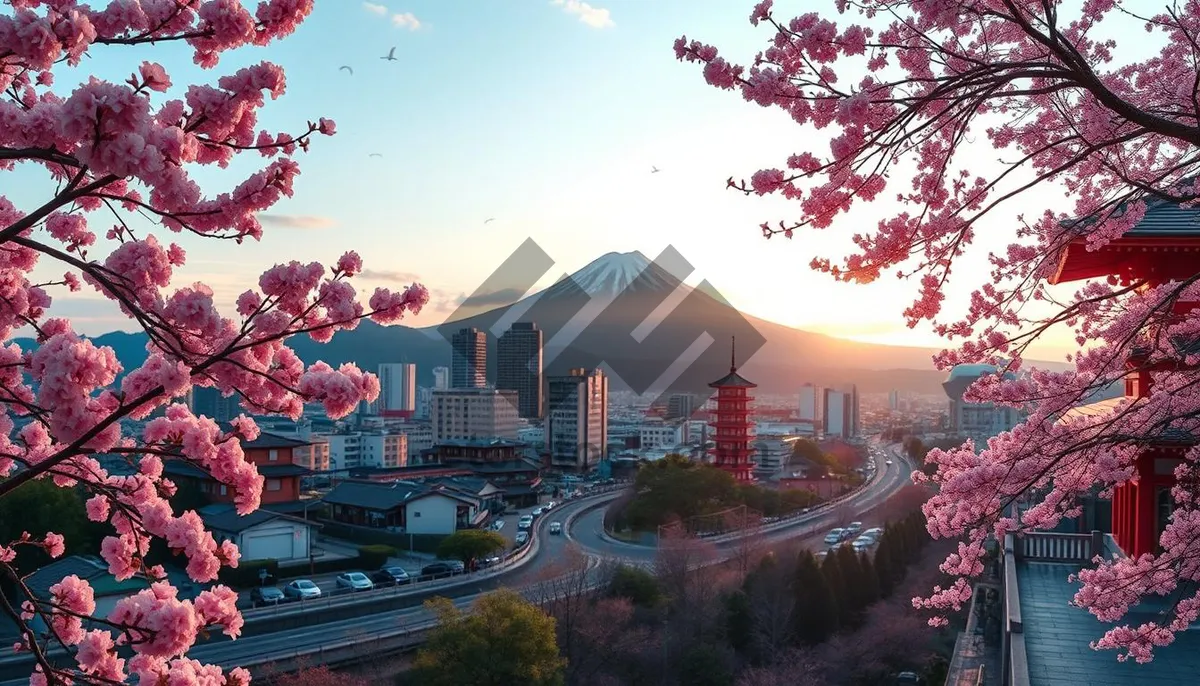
679 0 1200 662
0 1 429 683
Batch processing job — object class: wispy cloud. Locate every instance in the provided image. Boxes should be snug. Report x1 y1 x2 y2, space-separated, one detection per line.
363 3 421 30
551 0 613 29
258 214 337 229
391 12 421 30
360 269 421 283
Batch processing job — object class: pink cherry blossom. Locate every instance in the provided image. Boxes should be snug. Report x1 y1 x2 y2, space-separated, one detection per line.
682 0 1200 663
0 2 428 682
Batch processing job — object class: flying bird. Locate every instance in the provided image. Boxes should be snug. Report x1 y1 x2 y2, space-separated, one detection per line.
381 47 397 61
484 218 495 224
339 65 353 75
369 153 383 158
651 166 661 173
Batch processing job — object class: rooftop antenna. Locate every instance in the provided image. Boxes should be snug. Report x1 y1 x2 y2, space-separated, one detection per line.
730 336 737 373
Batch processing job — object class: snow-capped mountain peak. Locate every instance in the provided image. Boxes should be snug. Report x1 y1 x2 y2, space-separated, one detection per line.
545 250 690 299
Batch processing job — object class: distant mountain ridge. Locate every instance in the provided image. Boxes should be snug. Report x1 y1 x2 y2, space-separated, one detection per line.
19 251 1072 396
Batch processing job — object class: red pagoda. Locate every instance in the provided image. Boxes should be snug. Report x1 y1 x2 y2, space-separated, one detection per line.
1049 195 1200 558
708 337 756 482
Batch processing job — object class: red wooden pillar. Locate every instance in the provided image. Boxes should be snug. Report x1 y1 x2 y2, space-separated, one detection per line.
1129 456 1158 558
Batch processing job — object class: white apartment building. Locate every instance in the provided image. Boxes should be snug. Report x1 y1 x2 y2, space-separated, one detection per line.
374 363 416 417
432 366 450 390
639 418 690 450
753 437 792 473
292 439 331 473
360 432 408 469
798 384 823 425
431 388 520 442
320 432 362 473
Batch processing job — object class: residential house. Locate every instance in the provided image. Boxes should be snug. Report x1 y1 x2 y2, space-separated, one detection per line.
24 556 151 634
199 503 318 564
162 429 313 513
321 480 488 535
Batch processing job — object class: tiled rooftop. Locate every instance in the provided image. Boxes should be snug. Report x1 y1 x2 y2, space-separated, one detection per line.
1018 562 1200 685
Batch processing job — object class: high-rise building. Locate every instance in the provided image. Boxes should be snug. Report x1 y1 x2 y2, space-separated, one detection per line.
450 328 486 389
798 383 823 426
708 340 756 482
943 364 1023 442
190 386 239 423
822 385 859 439
888 389 900 410
375 363 417 418
497 322 543 419
431 388 520 442
432 366 450 390
546 368 608 471
666 393 696 420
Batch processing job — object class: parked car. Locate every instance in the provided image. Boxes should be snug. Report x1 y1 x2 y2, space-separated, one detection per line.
491 520 505 531
845 521 863 537
283 579 321 600
545 501 556 510
480 555 502 567
864 527 884 539
515 531 529 546
335 572 374 591
549 521 562 535
420 561 465 580
250 586 285 607
852 537 874 553
531 507 545 517
371 566 411 586
885 459 894 465
824 528 846 546
518 516 533 531
895 672 922 684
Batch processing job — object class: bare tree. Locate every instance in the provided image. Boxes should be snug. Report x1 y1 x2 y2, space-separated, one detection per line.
744 554 796 657
568 596 654 684
530 543 593 666
725 507 766 578
736 648 828 686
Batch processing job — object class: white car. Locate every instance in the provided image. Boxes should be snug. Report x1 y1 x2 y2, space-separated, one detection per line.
852 537 874 552
335 572 373 591
824 528 846 546
515 531 529 546
885 459 894 465
864 527 884 539
518 518 532 531
531 507 545 517
549 521 562 535
492 520 505 531
283 579 321 599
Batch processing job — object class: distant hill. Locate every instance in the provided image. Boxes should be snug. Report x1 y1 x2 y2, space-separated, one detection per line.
21 251 1072 398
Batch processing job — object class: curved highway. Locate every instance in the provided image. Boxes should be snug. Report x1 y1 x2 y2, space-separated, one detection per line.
0 444 914 684
568 441 913 561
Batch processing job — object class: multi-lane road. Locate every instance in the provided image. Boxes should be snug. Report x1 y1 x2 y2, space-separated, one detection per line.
0 443 913 683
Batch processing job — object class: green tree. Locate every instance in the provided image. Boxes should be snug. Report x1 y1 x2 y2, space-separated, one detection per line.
722 589 754 654
413 589 565 686
792 550 838 645
874 543 896 599
0 480 98 572
857 552 881 607
436 529 507 567
677 644 734 686
834 544 870 628
608 565 662 608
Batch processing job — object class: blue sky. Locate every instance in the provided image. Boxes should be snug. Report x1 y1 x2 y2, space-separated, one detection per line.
15 0 1091 360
